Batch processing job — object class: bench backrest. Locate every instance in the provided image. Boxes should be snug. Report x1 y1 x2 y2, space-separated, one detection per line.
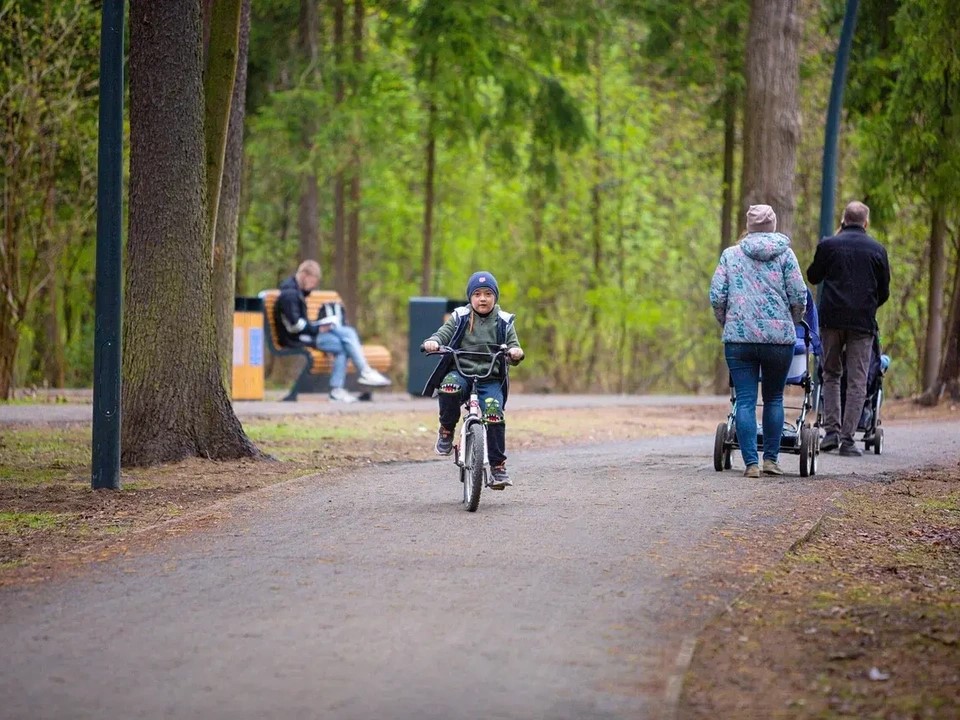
259 289 344 352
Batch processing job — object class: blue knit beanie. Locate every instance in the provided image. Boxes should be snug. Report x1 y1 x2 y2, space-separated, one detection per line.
466 271 499 302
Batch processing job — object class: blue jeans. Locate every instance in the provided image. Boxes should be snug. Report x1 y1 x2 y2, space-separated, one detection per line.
724 342 794 467
314 325 367 389
437 373 507 466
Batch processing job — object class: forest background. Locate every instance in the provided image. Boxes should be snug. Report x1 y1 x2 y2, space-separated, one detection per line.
3 0 959 409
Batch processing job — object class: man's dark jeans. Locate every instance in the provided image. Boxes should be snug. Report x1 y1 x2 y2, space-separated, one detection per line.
724 342 794 467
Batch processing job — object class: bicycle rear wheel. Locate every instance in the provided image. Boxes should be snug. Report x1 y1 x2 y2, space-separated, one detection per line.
463 422 484 512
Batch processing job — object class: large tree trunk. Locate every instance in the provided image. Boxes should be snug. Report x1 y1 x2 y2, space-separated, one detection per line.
213 0 251 385
740 0 801 237
922 201 947 390
125 0 259 467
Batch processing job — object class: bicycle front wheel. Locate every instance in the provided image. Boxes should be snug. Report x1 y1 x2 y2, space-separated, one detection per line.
463 422 484 512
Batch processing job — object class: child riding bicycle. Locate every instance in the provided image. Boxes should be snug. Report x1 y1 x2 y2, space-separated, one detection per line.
421 271 525 489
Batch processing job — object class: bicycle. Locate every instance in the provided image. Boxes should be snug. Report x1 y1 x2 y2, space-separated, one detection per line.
422 344 510 512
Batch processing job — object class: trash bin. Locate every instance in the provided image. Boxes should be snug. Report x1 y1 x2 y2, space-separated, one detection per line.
408 296 462 395
232 296 265 400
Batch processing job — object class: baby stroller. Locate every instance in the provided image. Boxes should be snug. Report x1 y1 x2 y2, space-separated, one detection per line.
714 292 822 477
817 332 890 454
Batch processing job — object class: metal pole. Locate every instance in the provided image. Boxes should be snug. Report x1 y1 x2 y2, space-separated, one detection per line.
819 0 859 241
813 0 859 418
92 0 125 490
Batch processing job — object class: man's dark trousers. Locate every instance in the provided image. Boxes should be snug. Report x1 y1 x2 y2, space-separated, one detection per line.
821 328 873 444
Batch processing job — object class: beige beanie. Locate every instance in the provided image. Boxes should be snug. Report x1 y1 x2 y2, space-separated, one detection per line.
746 204 777 233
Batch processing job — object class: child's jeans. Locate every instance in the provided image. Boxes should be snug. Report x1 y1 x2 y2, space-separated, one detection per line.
438 372 506 466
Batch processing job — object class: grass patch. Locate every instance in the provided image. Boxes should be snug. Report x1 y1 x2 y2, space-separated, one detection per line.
0 511 65 533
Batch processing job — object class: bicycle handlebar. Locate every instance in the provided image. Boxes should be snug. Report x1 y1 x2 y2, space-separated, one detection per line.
421 343 509 381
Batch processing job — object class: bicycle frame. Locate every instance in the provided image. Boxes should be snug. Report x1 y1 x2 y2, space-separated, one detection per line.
423 344 508 511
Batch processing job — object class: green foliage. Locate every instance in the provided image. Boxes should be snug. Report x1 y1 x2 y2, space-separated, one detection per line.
1 1 100 394
5 0 956 396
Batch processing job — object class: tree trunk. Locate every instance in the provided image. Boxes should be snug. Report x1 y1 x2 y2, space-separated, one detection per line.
298 176 320 263
213 0 251 386
297 0 320 264
1 112 23 399
125 0 259 467
332 0 347 291
713 74 741 394
345 0 363 317
37 251 66 389
939 256 960 402
203 0 242 254
740 0 800 237
585 38 603 381
918 202 955 405
420 105 437 296
922 201 946 390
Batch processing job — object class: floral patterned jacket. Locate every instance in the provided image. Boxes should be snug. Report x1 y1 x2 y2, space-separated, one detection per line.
710 232 807 345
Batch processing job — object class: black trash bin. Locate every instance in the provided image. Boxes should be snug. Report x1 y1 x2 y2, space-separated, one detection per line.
408 296 462 395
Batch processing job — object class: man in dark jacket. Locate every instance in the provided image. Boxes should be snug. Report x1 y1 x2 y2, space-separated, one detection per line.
807 201 890 456
276 260 390 402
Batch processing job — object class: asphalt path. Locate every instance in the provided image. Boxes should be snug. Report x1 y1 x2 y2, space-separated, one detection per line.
0 392 726 424
1 416 958 720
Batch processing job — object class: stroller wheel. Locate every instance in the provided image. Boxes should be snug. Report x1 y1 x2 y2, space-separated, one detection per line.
873 427 883 455
713 423 728 472
799 426 816 477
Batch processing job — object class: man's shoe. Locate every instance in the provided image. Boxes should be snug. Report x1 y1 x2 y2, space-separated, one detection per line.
743 464 761 478
489 463 512 489
839 441 863 457
762 459 785 476
820 432 840 452
329 387 358 403
358 368 391 387
435 427 454 456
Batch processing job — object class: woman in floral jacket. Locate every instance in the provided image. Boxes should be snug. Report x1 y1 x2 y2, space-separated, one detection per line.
710 204 807 478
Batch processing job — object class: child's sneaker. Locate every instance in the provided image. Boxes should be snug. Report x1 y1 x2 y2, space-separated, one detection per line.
488 463 512 489
435 427 454 456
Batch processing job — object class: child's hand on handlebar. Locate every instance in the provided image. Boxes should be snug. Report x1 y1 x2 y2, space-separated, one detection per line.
507 347 524 362
422 340 440 353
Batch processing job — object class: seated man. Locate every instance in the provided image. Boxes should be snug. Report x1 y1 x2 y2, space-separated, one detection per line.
275 260 391 402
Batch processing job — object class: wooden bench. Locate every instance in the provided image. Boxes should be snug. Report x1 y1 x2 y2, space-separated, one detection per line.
259 289 392 401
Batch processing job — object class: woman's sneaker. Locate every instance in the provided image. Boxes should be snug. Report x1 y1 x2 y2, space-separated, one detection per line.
743 464 760 478
762 459 785 476
435 427 454 455
489 463 512 489
358 368 391 386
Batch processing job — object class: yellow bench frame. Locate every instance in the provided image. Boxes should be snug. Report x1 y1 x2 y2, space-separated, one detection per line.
259 289 392 401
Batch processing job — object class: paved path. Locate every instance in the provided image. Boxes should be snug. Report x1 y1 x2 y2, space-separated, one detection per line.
0 392 727 424
1 418 957 720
